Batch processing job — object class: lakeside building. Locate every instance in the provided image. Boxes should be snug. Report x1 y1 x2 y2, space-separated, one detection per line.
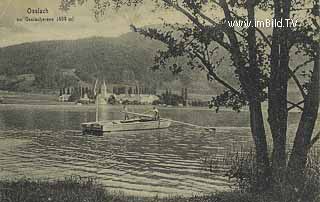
58 79 158 104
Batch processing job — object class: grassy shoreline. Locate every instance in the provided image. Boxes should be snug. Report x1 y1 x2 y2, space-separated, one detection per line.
0 176 212 202
0 176 276 202
1 175 319 202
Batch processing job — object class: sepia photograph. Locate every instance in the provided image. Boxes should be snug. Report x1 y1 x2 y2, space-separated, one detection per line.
0 0 319 201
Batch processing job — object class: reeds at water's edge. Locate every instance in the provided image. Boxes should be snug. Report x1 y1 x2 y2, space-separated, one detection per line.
200 145 320 202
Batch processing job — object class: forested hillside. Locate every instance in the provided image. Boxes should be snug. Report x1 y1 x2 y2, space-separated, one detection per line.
0 32 239 94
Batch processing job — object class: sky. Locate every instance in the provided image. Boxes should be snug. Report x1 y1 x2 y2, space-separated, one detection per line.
0 0 188 47
1 0 311 48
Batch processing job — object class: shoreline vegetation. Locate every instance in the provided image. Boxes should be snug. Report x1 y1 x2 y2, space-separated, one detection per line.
0 177 317 202
0 176 266 202
1 149 319 202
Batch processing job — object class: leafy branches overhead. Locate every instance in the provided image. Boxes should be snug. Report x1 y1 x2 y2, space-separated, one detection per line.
131 23 242 98
210 90 248 112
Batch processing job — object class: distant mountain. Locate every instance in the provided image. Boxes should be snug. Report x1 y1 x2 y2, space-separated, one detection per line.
0 30 309 100
0 32 232 94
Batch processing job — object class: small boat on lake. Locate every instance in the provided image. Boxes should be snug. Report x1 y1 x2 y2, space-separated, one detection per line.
82 118 171 135
81 80 172 135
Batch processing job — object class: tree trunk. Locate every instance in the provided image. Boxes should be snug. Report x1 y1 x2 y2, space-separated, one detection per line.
268 0 290 179
219 0 271 187
249 100 271 189
288 44 320 183
268 40 289 177
246 0 271 188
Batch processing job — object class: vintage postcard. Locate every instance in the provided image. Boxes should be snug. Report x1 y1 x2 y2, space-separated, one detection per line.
0 0 319 202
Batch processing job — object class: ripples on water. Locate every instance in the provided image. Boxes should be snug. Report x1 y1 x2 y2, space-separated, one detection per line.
0 104 313 197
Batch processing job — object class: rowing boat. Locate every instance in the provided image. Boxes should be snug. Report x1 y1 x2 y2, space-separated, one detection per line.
82 118 171 135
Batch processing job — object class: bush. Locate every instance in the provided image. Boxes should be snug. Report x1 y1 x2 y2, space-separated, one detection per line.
152 99 162 105
224 149 320 202
108 95 117 104
224 149 258 193
0 176 108 202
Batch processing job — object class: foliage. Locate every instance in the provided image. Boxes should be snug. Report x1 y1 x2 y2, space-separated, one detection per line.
201 148 320 202
224 149 320 202
157 91 184 106
68 88 81 102
0 176 108 202
209 90 248 112
108 95 117 104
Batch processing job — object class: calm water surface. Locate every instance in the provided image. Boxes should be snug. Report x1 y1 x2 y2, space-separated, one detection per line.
0 104 316 196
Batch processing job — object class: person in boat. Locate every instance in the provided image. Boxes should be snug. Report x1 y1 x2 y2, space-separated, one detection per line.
153 107 160 120
123 105 129 120
145 106 160 121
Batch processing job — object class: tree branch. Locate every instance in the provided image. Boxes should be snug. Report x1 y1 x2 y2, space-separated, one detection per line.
255 27 272 47
288 67 307 99
308 131 320 151
164 0 205 29
292 59 314 74
191 50 241 95
311 18 320 30
287 100 304 111
228 9 271 47
190 6 246 39
289 30 318 50
165 0 231 50
218 0 245 72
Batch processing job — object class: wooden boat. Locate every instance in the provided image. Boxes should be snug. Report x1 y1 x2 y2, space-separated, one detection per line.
82 118 172 135
82 81 172 135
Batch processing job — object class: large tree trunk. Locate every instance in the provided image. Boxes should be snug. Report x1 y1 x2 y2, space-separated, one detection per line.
288 44 320 183
268 0 290 179
268 42 289 177
249 100 271 189
246 0 271 188
220 0 271 187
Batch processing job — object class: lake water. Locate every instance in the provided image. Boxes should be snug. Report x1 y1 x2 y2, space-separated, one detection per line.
0 104 318 197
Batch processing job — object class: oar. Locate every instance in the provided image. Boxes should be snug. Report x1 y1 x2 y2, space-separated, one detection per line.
122 111 216 131
160 118 216 131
